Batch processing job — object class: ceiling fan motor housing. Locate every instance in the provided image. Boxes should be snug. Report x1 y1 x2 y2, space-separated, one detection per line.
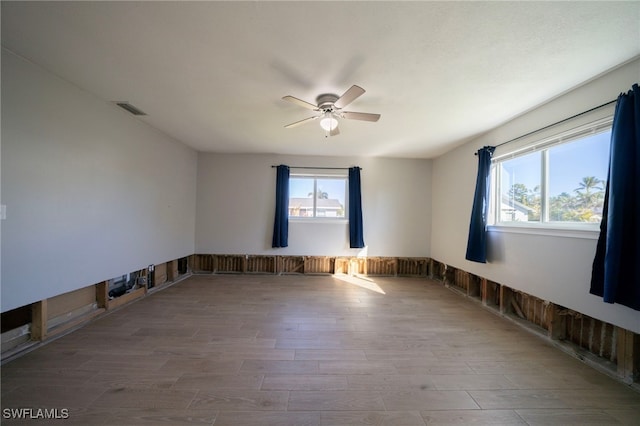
316 94 339 111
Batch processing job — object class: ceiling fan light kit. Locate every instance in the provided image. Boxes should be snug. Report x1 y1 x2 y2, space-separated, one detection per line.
319 116 338 132
282 85 380 137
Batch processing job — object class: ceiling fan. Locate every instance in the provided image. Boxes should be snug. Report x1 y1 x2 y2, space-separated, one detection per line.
282 85 380 137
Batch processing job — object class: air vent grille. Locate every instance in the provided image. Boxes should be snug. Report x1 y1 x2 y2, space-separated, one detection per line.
115 102 147 116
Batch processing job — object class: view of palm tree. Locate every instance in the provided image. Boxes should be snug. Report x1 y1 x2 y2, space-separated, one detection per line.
308 190 329 199
509 176 606 222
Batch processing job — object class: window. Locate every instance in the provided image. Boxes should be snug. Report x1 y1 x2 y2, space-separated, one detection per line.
493 118 611 227
288 174 347 219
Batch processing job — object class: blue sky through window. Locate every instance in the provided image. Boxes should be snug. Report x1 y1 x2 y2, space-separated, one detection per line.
548 131 610 196
290 176 346 206
499 130 610 197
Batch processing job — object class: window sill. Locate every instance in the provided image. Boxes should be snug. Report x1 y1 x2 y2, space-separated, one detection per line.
488 223 600 240
289 218 348 225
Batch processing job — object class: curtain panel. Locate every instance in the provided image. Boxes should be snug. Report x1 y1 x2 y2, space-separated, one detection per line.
590 84 640 311
348 166 365 248
272 165 290 248
465 146 496 263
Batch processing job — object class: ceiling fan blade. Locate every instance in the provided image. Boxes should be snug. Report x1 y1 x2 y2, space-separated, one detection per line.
329 125 340 137
342 111 381 122
284 115 319 128
282 95 318 110
334 85 365 109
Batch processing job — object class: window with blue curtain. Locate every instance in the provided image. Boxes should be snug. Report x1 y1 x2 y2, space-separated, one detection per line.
348 166 365 248
590 84 639 311
465 146 495 263
272 165 289 248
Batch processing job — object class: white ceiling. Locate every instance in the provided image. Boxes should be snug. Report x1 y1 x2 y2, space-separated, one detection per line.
2 1 639 159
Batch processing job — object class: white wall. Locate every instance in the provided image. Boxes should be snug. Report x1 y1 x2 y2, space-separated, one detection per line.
196 154 431 257
1 49 198 312
431 58 640 333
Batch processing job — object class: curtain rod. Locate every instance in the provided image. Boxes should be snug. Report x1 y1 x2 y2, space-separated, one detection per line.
271 165 356 170
475 98 617 155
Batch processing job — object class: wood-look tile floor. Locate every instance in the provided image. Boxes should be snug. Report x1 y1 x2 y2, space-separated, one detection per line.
2 274 639 425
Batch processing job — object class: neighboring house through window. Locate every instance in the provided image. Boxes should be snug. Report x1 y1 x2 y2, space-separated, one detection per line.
289 174 347 219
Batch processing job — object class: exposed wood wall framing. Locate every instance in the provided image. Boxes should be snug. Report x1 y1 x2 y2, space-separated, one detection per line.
1 306 31 334
190 254 215 273
452 268 470 293
430 258 639 386
562 308 617 363
334 257 350 275
167 260 179 282
246 255 276 274
398 257 430 277
154 262 168 287
350 258 367 275
279 256 305 274
510 290 550 330
483 279 501 308
617 328 640 384
366 257 397 276
30 301 47 341
192 255 429 277
1 256 191 362
303 256 334 274
214 255 246 273
430 259 447 281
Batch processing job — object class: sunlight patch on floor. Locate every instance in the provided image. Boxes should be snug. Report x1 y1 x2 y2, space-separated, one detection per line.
332 274 386 294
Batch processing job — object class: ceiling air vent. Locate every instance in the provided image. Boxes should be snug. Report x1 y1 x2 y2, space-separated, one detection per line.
115 102 147 116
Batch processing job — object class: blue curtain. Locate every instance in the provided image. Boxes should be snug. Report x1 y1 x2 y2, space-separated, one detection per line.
590 84 640 311
348 167 365 248
272 165 289 248
465 146 496 263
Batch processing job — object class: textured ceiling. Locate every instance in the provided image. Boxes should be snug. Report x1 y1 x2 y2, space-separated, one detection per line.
2 1 639 158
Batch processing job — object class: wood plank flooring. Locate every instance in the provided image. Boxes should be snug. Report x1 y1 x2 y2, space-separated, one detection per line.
2 274 639 425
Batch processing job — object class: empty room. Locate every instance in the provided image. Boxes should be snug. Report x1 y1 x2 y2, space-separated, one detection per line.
1 1 639 425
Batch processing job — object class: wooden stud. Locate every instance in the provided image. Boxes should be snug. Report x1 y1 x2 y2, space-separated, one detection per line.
167 260 178 281
154 262 168 286
468 275 481 298
616 328 639 383
30 300 48 341
96 281 109 310
241 255 247 274
548 304 567 341
480 278 488 305
511 298 526 319
499 285 512 315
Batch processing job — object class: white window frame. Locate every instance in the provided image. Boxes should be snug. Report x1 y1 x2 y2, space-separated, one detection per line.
288 173 348 222
489 116 612 239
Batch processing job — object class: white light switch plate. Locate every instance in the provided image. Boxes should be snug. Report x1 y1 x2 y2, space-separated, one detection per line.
1 205 6 220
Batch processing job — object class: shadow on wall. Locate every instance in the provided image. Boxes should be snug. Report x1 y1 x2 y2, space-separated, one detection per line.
487 231 505 263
